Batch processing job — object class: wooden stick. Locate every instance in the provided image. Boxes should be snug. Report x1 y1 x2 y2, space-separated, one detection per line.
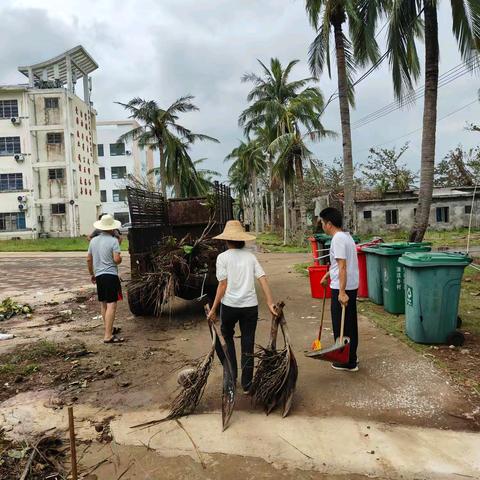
68 406 78 480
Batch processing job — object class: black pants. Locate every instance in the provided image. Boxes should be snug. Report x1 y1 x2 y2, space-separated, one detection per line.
215 304 258 390
330 289 358 366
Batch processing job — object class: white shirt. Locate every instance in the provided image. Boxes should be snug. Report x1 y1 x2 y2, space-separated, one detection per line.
329 231 359 290
216 249 266 307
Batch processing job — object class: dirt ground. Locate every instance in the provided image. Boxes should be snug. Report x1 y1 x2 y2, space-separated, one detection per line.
1 252 479 479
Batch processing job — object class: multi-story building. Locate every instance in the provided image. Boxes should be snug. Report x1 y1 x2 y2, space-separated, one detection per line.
96 120 158 225
0 45 101 239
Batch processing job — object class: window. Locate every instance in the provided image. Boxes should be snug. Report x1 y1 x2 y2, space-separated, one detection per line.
363 210 372 220
47 132 62 144
0 212 26 231
465 205 472 214
99 168 105 179
0 136 21 155
111 166 127 179
436 207 449 223
112 189 127 202
97 144 104 156
51 203 66 215
0 100 18 118
109 143 125 156
48 169 64 180
386 209 398 225
44 98 59 109
413 208 417 218
100 190 107 202
0 173 23 191
114 212 130 225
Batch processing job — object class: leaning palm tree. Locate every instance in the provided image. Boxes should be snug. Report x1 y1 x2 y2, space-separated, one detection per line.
117 96 218 197
240 58 333 240
385 1 480 241
305 0 385 231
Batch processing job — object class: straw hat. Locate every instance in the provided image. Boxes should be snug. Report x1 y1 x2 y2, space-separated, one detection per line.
93 214 121 231
213 220 256 241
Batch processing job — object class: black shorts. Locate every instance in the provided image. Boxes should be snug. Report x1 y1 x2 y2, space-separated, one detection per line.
96 274 122 303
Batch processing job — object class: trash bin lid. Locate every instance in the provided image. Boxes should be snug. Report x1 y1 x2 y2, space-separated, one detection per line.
382 242 432 249
399 252 472 268
363 243 431 256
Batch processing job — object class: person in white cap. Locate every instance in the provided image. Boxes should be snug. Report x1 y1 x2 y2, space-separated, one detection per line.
87 214 124 343
208 220 276 394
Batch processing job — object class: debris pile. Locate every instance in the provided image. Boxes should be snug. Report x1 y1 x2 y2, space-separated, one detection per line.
0 297 33 321
128 229 220 316
250 302 298 417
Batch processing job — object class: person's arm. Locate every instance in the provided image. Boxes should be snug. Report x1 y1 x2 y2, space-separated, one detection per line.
87 253 96 284
208 279 227 322
337 258 348 306
112 238 122 265
257 276 276 315
320 270 330 286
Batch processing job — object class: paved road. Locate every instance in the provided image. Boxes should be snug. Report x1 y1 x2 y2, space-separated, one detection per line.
0 254 130 297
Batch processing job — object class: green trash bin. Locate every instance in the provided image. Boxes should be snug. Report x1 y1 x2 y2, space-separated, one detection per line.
363 242 431 313
363 245 385 305
399 252 472 345
319 233 360 266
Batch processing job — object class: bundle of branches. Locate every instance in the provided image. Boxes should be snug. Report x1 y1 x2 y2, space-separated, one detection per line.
250 301 298 417
132 305 236 431
128 224 220 315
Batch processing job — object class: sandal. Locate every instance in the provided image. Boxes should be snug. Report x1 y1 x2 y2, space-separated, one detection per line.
112 327 122 335
103 335 125 344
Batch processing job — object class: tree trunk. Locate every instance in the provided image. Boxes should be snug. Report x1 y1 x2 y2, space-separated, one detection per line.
268 158 275 230
409 2 439 242
253 172 259 235
295 154 308 239
283 179 289 245
333 18 355 232
159 147 167 198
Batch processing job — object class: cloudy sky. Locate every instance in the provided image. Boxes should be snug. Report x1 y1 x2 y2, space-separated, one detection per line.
1 0 479 179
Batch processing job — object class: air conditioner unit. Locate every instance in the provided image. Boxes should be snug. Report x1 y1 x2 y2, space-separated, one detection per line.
18 204 27 211
14 154 25 162
125 150 132 156
17 195 27 202
10 117 20 125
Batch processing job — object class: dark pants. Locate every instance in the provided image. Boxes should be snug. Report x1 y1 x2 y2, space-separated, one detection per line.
215 304 258 390
330 289 358 366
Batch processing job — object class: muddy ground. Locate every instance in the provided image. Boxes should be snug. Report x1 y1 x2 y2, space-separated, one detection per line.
0 252 479 479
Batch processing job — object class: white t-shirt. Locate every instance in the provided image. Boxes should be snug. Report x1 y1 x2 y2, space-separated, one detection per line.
216 249 266 308
329 231 359 290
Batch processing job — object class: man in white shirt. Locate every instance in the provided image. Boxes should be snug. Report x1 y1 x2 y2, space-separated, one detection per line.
208 221 276 393
319 207 359 371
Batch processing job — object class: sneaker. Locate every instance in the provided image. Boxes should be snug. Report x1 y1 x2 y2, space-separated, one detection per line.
331 362 359 372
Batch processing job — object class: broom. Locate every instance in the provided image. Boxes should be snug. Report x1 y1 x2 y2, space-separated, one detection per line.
250 302 298 417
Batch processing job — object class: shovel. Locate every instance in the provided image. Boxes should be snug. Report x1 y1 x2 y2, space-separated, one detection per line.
305 303 351 364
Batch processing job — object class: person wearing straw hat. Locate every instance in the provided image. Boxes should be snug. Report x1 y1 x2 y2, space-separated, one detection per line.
87 214 124 343
208 220 276 394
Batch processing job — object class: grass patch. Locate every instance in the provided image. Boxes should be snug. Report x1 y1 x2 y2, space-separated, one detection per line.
293 262 310 277
257 232 310 253
0 237 129 252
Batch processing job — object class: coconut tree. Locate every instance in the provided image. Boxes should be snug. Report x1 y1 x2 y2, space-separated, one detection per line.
305 0 385 231
386 1 480 241
226 139 267 234
117 96 218 198
239 58 333 240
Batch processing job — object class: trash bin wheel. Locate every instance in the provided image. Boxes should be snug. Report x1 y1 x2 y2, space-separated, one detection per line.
446 331 465 347
456 316 462 328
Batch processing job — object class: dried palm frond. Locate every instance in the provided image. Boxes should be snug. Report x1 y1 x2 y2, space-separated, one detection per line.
250 301 297 417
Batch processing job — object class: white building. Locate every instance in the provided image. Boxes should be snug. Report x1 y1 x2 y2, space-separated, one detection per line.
0 45 100 239
96 120 159 224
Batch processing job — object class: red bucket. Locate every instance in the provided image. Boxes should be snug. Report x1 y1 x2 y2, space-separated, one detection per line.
307 265 331 299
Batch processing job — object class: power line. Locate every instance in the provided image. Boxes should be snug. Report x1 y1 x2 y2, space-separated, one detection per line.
351 58 478 129
357 98 478 152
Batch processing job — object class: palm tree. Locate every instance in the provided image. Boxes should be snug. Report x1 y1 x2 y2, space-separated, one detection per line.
240 58 333 240
305 0 384 231
386 1 480 241
117 96 218 198
226 139 267 234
